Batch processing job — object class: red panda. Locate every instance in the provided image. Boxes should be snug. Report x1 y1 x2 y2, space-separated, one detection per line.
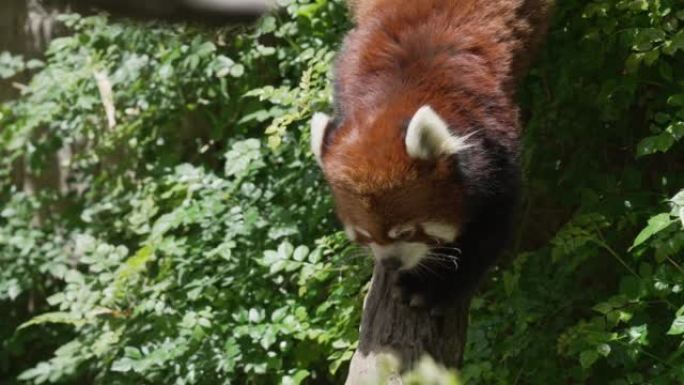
311 0 553 307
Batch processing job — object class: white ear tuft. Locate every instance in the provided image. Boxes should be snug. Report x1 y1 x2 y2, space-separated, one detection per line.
311 112 331 166
405 105 473 160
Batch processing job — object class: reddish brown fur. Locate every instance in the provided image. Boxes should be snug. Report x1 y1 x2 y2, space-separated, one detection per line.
322 0 552 243
347 0 553 86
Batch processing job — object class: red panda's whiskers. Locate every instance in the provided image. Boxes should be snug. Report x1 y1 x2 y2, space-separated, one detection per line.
426 253 460 270
413 265 428 279
431 246 462 251
416 261 441 278
423 255 454 267
431 247 463 256
427 251 460 259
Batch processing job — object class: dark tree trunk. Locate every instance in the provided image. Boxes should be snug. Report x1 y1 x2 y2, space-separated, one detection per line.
1 0 65 93
0 0 28 101
345 265 471 384
1 0 69 198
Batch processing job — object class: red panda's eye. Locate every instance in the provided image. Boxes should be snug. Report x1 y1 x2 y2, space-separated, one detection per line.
389 226 416 241
356 229 373 244
345 225 373 244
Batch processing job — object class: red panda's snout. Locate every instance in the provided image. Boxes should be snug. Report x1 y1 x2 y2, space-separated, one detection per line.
371 241 430 271
310 105 471 271
343 218 461 271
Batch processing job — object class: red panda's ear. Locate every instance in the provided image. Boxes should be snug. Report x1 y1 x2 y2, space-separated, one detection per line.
405 105 472 160
310 112 331 166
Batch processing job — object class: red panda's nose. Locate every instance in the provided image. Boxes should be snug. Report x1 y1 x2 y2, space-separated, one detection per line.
380 257 402 271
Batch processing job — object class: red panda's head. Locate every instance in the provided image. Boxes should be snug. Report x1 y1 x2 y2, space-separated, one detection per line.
311 104 472 270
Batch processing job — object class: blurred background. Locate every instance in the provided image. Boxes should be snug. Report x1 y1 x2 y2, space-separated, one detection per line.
1 0 684 384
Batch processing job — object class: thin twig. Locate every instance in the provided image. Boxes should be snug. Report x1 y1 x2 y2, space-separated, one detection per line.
93 70 117 130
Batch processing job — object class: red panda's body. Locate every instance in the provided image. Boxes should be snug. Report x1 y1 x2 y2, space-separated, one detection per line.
312 0 553 307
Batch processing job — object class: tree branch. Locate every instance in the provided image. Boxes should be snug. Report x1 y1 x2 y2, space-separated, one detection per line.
345 265 471 385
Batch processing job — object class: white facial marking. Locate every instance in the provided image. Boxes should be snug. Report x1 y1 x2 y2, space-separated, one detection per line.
310 112 331 166
356 228 372 238
344 225 357 242
422 222 459 242
405 105 474 160
370 242 429 270
344 225 371 241
388 224 416 240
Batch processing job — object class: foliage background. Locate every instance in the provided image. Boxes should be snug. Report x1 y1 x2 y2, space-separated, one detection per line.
1 0 683 384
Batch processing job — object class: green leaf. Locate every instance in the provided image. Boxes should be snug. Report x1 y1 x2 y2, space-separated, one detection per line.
18 312 86 330
672 190 684 207
293 245 310 262
626 324 649 345
230 64 245 78
666 122 684 140
26 59 45 70
631 213 675 249
667 316 684 335
580 350 599 369
292 369 310 385
671 190 684 227
224 139 263 177
669 30 684 54
668 94 684 107
212 55 235 78
111 357 135 373
597 343 611 357
278 241 294 259
18 363 52 381
636 133 675 157
114 245 155 297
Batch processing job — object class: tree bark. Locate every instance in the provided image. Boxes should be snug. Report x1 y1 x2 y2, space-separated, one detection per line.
345 265 471 385
0 0 28 101
1 0 69 197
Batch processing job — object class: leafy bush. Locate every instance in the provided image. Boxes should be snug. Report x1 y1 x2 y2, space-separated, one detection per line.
1 2 362 384
462 1 684 384
0 0 682 384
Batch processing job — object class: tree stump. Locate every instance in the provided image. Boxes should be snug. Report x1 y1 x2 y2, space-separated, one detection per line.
345 264 471 385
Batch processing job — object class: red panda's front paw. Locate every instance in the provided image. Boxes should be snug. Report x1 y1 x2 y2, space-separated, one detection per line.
392 272 441 310
390 279 412 304
392 286 427 308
